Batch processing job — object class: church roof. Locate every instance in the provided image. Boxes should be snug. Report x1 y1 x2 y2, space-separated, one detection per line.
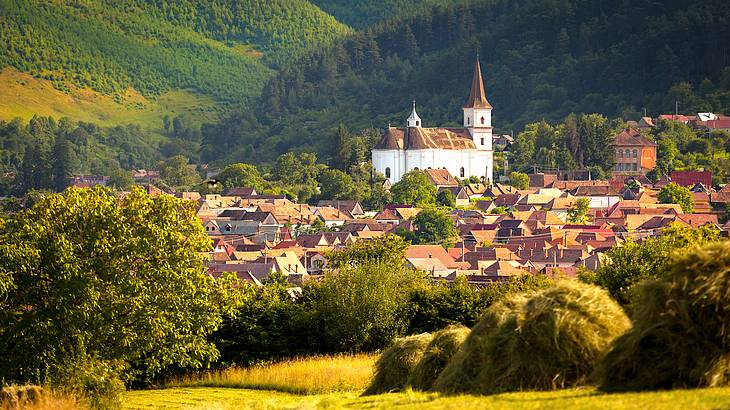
374 127 476 150
464 57 492 109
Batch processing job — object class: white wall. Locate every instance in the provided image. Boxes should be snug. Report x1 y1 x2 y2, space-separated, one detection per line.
373 148 493 184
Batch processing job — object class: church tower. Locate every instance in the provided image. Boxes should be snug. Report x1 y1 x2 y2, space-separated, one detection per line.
463 57 492 151
407 100 422 128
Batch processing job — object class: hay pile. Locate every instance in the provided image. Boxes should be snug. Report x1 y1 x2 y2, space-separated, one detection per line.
596 241 730 391
407 325 470 391
363 333 433 395
435 281 629 394
0 385 44 407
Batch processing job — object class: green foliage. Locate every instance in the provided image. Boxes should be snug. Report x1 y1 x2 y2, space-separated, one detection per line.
107 167 134 191
216 163 264 191
436 189 456 207
159 155 201 189
658 182 695 213
566 197 590 224
582 223 720 305
391 170 436 206
313 262 427 352
411 208 458 245
318 168 355 200
327 234 408 269
595 240 730 391
0 1 350 103
508 172 529 190
0 186 226 392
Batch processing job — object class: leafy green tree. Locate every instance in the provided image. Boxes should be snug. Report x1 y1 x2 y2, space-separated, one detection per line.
658 182 694 213
0 186 228 388
318 168 355 200
159 155 201 189
312 261 425 352
567 197 591 224
508 171 529 190
274 152 321 186
411 208 458 245
580 223 719 304
327 234 408 269
217 163 264 191
436 189 456 208
52 136 77 192
390 170 436 206
107 167 134 190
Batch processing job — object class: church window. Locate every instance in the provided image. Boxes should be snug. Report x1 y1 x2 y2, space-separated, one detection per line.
414 167 419 171
481 138 485 145
416 120 420 126
460 167 465 178
481 117 485 125
467 117 470 125
385 167 391 178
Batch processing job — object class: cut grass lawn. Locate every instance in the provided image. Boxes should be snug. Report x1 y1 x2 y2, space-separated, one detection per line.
167 354 376 395
122 386 730 410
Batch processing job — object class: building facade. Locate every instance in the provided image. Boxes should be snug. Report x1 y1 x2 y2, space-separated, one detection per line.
372 58 494 184
613 128 656 175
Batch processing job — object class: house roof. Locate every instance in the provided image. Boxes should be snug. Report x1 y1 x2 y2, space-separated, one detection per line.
670 170 712 187
405 245 460 269
613 128 656 147
425 168 459 186
374 127 476 150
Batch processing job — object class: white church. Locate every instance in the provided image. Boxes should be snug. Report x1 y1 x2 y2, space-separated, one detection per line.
372 58 494 184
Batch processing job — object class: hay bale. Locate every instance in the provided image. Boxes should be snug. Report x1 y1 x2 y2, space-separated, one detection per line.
596 241 730 391
363 333 433 395
407 325 470 391
435 281 630 394
1 385 44 407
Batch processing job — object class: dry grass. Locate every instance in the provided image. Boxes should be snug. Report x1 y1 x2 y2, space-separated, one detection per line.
407 326 470 391
363 333 434 395
167 353 376 395
596 241 730 391
436 281 630 394
0 386 88 410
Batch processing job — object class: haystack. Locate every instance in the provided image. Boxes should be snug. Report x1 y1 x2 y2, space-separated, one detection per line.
363 332 433 395
407 325 470 391
435 281 629 394
596 241 730 391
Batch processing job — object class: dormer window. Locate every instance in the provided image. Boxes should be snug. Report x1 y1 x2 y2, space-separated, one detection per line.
416 120 420 126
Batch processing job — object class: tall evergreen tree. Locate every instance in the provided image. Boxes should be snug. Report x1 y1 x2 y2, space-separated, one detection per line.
52 136 77 192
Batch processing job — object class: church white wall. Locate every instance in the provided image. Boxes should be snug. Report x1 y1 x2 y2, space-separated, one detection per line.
374 148 493 185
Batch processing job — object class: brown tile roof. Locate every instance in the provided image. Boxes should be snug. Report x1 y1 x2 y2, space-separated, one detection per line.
405 245 460 269
425 168 459 186
613 128 656 147
374 127 476 150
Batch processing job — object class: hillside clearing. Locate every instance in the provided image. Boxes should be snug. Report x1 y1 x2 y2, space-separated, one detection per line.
122 386 730 409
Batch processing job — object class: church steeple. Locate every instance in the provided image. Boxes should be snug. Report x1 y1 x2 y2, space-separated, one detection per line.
406 100 422 128
463 56 492 109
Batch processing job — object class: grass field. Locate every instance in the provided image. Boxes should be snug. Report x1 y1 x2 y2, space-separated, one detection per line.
167 354 376 395
122 386 730 409
0 68 223 131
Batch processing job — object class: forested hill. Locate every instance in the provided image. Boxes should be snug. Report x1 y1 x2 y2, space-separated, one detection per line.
202 0 730 164
0 0 350 104
310 0 446 29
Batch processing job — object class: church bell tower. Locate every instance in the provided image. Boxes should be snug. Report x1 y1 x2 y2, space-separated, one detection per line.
463 57 492 151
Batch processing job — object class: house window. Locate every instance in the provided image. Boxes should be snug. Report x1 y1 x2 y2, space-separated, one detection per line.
481 117 485 125
632 149 638 158
385 167 391 178
460 167 465 178
617 150 623 158
481 138 485 145
632 163 638 171
225 224 232 232
625 149 630 158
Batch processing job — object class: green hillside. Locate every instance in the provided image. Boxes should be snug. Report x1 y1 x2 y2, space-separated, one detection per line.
0 0 350 122
202 0 730 165
310 0 444 28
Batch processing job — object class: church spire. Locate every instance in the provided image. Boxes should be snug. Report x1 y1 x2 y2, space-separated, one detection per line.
463 56 492 109
407 100 422 128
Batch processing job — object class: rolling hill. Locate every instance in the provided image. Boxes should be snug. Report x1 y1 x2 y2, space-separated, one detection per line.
201 0 730 165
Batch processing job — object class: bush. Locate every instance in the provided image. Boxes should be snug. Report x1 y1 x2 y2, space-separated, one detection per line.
595 241 730 391
51 357 126 409
363 333 433 395
435 281 630 394
407 326 470 391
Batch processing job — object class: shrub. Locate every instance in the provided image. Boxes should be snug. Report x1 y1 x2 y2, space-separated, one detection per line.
407 326 470 391
435 281 630 394
363 333 433 395
595 241 730 391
